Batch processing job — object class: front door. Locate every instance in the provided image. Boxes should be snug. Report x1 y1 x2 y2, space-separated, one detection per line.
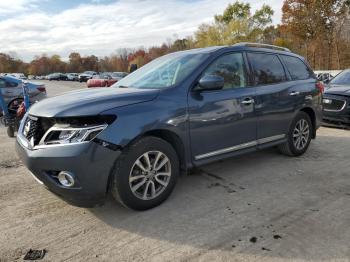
188 52 257 161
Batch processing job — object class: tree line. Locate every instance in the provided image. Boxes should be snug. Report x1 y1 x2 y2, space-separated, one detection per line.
1 0 349 75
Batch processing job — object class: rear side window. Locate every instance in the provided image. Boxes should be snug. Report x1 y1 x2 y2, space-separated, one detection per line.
247 53 286 85
280 55 313 80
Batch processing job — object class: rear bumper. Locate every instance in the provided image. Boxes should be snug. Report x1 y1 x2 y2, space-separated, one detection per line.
16 136 120 207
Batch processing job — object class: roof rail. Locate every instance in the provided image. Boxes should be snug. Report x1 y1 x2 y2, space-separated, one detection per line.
233 42 291 52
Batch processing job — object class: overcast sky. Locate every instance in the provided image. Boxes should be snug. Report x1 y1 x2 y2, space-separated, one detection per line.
0 0 283 61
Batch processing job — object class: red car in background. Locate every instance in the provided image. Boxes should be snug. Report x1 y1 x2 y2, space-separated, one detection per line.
87 72 128 88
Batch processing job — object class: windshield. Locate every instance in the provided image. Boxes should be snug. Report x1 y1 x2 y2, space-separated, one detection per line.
330 70 350 85
113 52 209 89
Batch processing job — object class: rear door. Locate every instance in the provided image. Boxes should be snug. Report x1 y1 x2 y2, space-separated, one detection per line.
188 52 257 161
247 52 295 144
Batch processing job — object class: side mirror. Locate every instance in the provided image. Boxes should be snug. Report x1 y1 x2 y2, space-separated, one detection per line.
196 75 224 91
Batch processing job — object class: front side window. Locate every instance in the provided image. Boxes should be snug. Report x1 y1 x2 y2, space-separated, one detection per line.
113 52 209 89
201 53 247 89
248 53 286 85
280 55 313 80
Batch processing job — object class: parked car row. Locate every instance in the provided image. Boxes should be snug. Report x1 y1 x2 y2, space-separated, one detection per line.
11 72 128 83
0 73 27 80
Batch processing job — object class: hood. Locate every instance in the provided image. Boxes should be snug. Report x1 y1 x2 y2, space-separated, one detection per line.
29 87 159 118
324 84 350 97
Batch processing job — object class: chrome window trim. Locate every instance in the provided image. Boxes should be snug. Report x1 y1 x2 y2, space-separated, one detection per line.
195 134 286 160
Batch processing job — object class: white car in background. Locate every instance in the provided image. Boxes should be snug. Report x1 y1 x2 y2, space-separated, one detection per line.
78 71 97 82
9 73 27 80
67 73 79 81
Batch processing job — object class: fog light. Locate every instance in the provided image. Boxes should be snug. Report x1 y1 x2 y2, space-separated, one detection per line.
57 171 75 187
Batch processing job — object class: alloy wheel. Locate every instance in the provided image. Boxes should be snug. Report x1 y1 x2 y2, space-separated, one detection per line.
293 119 310 150
129 151 172 200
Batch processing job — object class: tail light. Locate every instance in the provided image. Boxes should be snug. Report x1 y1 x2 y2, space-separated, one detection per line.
316 82 324 94
37 86 46 93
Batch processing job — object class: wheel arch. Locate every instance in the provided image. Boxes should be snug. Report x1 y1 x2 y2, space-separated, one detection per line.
300 107 316 138
106 128 187 194
142 129 187 173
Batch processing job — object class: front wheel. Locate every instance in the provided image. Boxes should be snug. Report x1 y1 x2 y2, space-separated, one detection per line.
279 111 312 156
111 137 179 210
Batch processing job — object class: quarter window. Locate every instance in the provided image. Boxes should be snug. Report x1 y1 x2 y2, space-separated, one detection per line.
248 53 286 85
202 53 247 89
280 55 313 80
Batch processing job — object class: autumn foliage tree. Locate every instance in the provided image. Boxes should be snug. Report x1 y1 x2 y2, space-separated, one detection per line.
195 1 275 47
282 0 350 69
2 0 350 74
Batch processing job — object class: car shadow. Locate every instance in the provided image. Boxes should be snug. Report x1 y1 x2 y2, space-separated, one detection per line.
89 136 350 260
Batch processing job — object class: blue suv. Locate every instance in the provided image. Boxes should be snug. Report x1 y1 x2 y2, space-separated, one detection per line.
16 43 323 210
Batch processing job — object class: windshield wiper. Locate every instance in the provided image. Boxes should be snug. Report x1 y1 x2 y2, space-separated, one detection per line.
118 85 128 88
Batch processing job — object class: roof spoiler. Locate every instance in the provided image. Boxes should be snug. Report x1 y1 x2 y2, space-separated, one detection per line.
233 42 291 52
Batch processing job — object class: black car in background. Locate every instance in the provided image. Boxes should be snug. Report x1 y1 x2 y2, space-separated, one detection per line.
323 69 350 128
47 73 68 81
78 71 97 82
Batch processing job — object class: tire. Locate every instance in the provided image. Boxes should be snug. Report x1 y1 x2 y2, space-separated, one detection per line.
7 126 15 138
111 136 179 211
279 111 312 156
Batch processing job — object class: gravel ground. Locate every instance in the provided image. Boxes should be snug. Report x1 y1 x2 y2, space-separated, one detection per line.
0 81 350 261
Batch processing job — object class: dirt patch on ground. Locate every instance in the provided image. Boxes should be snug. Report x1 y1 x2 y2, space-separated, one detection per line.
0 84 349 262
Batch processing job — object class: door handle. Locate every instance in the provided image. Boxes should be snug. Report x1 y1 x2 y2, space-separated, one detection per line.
241 98 255 105
290 91 300 96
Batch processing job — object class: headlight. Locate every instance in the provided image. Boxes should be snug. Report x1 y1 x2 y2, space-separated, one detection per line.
41 124 107 145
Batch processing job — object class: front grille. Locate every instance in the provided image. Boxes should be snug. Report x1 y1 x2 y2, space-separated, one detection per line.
24 118 38 140
22 116 54 146
323 98 346 111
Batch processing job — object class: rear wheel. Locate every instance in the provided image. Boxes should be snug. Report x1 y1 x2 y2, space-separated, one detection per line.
279 111 312 156
111 137 179 210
